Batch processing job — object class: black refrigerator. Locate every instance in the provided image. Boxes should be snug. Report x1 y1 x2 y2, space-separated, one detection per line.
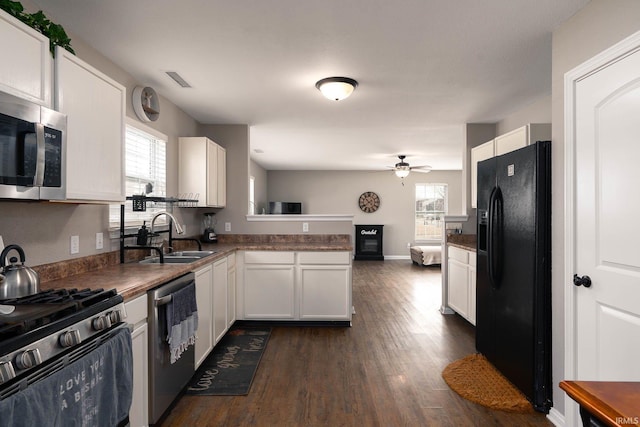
476 141 552 413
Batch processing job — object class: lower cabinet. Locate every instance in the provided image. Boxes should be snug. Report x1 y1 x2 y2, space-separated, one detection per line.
238 251 352 322
212 257 228 343
124 294 148 427
194 264 213 369
447 246 476 325
244 263 296 319
227 253 237 328
194 254 237 368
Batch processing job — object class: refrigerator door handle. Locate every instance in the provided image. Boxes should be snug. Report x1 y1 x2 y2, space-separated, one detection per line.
488 186 503 289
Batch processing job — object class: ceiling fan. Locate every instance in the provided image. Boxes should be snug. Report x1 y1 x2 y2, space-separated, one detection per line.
388 155 432 178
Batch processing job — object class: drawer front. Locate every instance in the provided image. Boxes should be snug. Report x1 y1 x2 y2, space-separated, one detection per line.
298 251 350 265
244 251 295 264
125 294 148 325
448 246 469 264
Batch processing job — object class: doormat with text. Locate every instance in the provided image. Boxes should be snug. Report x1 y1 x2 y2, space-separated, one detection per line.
185 327 271 396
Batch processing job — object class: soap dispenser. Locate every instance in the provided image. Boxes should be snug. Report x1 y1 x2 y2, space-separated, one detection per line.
136 221 149 246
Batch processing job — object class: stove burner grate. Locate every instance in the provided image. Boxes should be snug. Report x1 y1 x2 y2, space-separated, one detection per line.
0 288 122 352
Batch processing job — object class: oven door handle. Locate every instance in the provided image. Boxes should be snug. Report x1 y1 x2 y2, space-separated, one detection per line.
154 295 172 307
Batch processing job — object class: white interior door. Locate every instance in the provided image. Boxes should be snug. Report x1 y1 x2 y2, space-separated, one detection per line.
573 42 640 382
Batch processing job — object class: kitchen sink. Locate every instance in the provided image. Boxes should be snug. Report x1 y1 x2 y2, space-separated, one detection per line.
166 250 217 258
139 256 201 264
139 250 217 264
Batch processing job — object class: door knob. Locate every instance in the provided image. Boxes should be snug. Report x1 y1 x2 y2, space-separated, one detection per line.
573 274 592 288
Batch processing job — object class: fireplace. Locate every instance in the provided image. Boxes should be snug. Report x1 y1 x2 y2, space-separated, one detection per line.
354 224 384 260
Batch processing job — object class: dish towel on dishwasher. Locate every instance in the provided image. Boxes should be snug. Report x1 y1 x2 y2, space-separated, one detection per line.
166 282 198 364
0 327 133 427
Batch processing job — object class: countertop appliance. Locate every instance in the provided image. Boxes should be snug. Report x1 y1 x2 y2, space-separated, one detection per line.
476 141 551 413
268 201 302 214
201 212 217 243
0 287 131 425
0 91 66 201
148 273 196 425
0 244 40 299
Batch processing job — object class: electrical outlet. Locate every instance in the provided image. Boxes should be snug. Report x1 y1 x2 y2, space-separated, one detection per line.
225 222 231 232
0 235 4 252
70 235 80 254
96 232 104 250
407 242 411 248
182 224 187 235
302 222 309 233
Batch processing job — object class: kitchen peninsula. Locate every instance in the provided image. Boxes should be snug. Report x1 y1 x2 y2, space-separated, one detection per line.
37 234 352 303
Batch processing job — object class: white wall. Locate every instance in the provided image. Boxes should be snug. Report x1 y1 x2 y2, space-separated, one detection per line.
550 0 640 420
496 94 552 136
267 170 462 256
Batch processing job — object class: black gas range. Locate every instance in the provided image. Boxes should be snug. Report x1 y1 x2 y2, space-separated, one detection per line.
0 288 126 395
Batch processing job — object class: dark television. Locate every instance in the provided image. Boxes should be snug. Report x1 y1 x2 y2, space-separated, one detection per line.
268 202 302 214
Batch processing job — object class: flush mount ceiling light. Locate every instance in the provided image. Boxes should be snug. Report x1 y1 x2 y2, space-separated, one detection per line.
315 77 358 101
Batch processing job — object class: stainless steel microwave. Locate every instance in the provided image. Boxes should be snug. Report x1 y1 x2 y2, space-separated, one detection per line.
0 91 66 200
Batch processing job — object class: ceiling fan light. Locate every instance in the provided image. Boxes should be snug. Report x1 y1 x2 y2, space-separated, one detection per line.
395 167 410 178
315 77 358 101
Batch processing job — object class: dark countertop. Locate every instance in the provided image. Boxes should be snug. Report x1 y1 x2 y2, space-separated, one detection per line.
446 234 477 252
41 242 352 301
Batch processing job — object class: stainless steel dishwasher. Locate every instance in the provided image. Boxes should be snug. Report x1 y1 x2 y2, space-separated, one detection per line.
148 272 196 425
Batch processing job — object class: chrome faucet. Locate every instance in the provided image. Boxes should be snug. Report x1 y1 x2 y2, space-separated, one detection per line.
150 212 184 236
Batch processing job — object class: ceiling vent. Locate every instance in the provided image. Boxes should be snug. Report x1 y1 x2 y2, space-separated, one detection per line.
165 71 191 88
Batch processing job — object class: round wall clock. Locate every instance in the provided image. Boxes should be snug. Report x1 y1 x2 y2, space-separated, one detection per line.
132 86 160 122
358 191 380 213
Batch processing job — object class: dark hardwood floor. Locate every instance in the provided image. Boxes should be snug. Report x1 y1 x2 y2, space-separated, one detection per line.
160 260 552 426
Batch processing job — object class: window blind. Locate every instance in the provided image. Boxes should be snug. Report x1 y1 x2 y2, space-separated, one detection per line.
109 125 167 227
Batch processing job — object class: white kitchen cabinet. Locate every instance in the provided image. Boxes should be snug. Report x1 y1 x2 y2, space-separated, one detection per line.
242 251 296 319
238 251 353 322
447 246 476 325
178 137 226 207
55 47 125 202
470 139 494 209
494 123 550 156
212 257 228 343
227 253 236 328
124 294 148 427
194 264 213 368
468 255 476 325
0 9 51 106
298 252 352 321
470 123 550 208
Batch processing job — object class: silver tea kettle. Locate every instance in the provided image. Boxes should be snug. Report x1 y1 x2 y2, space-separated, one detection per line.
0 244 40 299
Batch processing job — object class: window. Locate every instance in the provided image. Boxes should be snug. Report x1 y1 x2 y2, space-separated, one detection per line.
415 183 447 241
109 124 167 227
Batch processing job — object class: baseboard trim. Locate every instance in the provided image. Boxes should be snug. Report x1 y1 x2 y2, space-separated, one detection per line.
547 408 565 426
235 319 351 328
383 255 411 260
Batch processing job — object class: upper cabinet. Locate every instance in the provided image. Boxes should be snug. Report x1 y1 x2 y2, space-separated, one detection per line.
55 47 126 202
470 123 550 208
179 137 226 208
0 9 51 106
470 139 495 210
